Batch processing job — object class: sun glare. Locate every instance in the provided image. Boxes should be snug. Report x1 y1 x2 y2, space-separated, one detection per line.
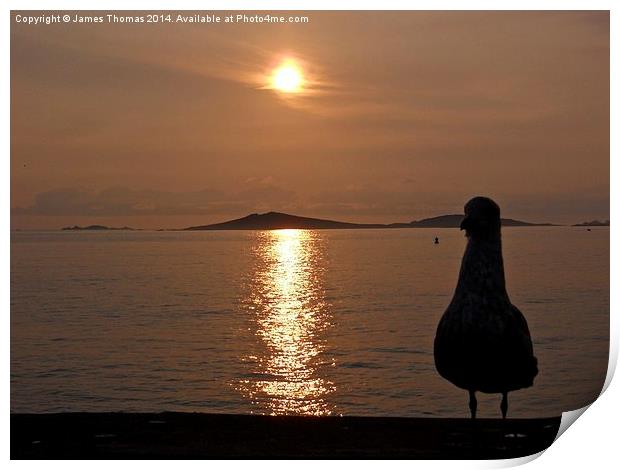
271 60 304 93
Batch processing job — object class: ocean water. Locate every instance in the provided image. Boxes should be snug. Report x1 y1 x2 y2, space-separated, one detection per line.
11 227 609 418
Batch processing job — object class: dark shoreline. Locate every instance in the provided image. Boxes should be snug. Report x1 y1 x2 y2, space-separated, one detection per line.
11 412 560 459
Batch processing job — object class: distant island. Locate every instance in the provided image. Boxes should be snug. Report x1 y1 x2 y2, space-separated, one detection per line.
185 212 387 230
62 225 135 231
408 214 555 228
573 219 609 227
184 212 555 231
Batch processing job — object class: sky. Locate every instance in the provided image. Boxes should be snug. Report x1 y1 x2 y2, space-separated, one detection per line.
11 11 609 229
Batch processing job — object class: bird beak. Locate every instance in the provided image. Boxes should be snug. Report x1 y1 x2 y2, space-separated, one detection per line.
460 216 470 231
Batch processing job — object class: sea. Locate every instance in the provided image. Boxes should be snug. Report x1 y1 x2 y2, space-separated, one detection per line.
10 227 609 418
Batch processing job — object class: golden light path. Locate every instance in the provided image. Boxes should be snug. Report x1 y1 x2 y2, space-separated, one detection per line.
239 229 334 416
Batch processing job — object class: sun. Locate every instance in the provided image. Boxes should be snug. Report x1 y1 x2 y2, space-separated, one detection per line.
271 60 304 93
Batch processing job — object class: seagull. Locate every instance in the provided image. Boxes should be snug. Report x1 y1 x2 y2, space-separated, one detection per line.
434 196 538 419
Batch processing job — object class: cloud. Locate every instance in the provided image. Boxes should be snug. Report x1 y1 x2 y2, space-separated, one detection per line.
12 184 296 217
11 183 610 226
12 182 457 223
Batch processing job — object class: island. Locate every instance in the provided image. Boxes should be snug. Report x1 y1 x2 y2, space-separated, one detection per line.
184 211 555 231
62 225 135 231
408 214 555 228
573 219 609 227
185 212 387 230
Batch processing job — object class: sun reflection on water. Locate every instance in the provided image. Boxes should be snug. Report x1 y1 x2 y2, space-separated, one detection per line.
238 229 334 416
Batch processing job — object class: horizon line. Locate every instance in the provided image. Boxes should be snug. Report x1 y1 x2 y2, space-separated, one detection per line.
10 209 612 231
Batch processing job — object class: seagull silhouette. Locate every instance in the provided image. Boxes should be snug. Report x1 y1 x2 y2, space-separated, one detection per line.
434 197 538 419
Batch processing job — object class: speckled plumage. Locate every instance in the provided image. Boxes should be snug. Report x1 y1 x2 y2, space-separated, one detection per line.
434 197 538 418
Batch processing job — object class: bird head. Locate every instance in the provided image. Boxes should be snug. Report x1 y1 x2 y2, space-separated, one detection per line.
460 196 501 239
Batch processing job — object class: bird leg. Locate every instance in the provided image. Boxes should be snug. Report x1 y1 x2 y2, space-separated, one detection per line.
469 390 477 419
501 392 508 419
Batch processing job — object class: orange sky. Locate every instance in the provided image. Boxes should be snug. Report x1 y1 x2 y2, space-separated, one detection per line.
11 11 609 229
